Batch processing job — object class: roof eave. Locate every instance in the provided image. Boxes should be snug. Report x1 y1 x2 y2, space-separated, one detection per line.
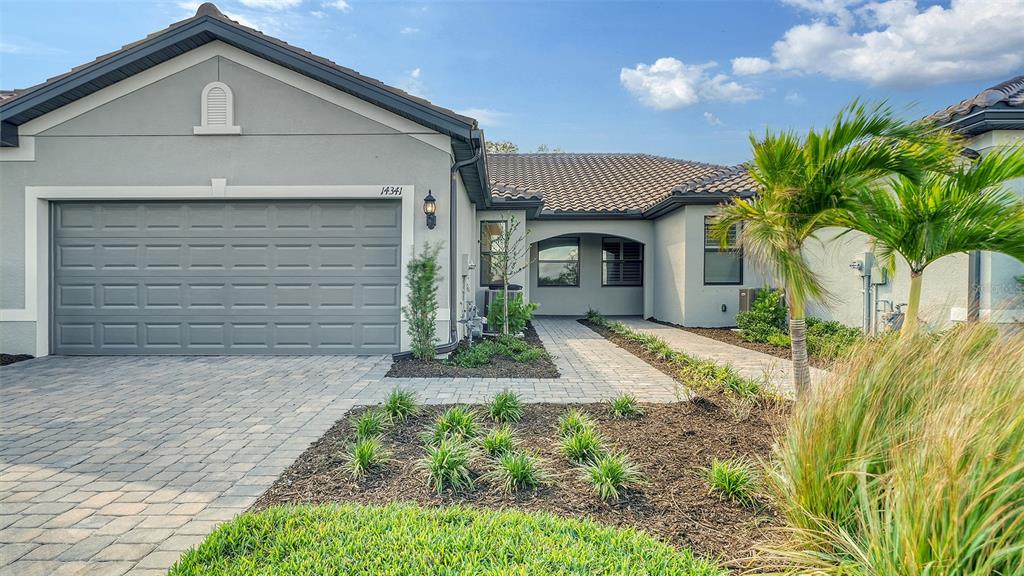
642 190 756 219
932 108 1024 136
0 14 478 146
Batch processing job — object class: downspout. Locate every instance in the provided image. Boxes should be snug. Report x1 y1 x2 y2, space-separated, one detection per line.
393 141 483 360
968 250 982 322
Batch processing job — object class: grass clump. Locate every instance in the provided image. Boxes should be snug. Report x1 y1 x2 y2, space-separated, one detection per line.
586 311 766 401
705 458 758 506
608 393 644 419
561 428 606 464
487 390 524 423
450 336 548 368
345 436 390 479
487 450 546 493
353 409 389 439
169 503 726 575
419 437 475 493
427 406 479 444
584 452 643 502
557 407 596 437
766 326 1024 575
383 388 419 422
480 425 516 458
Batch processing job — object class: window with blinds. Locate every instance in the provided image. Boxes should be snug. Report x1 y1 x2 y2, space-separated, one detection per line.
602 237 643 286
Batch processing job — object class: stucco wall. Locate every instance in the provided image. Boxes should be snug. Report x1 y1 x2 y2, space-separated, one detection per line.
0 42 466 355
680 205 766 327
652 208 687 325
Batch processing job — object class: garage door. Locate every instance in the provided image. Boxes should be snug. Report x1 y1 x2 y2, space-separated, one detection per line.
51 200 402 355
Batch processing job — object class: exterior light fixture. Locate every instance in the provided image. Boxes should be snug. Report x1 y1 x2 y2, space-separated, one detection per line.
423 190 437 229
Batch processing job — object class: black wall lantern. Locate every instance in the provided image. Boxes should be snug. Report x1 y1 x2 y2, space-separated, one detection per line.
423 190 437 229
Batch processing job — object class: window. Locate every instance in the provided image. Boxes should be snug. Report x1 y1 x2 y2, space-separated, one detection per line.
479 221 506 286
704 216 743 285
537 237 580 287
602 238 643 286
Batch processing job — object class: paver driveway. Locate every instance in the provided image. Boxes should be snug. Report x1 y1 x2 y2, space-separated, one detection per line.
0 318 679 575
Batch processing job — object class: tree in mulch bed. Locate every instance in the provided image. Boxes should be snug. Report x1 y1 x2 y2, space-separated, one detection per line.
402 243 443 360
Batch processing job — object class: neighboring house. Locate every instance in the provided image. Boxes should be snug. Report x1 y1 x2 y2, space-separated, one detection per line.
1 4 1020 357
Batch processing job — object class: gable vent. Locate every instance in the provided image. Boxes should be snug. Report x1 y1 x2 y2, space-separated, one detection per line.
194 81 241 135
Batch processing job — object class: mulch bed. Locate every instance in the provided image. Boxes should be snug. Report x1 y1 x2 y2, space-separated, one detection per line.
252 401 786 566
386 322 560 379
1 354 33 367
645 318 832 370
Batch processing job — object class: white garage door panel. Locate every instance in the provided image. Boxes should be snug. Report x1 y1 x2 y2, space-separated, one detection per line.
51 200 402 355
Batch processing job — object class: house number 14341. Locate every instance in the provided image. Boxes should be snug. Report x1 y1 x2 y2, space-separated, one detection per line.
379 186 403 196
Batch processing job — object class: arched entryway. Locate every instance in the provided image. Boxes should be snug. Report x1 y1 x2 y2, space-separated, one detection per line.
528 232 647 317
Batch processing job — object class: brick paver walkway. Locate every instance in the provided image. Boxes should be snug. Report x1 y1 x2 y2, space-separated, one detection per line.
616 318 829 395
0 317 678 575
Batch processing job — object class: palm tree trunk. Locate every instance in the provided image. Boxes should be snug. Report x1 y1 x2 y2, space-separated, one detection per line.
901 271 923 337
787 291 811 398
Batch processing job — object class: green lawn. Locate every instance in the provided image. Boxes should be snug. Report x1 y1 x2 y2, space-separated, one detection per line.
169 503 724 576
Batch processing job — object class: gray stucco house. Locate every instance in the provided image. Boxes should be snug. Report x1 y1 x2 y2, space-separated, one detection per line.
1 4 1021 357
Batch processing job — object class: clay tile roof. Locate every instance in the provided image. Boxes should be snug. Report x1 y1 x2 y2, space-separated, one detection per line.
675 165 758 197
487 153 734 213
927 75 1024 125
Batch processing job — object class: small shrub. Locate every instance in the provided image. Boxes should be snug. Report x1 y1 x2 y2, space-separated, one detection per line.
487 450 546 493
449 337 548 368
806 318 862 360
736 289 787 343
419 437 475 493
765 332 791 348
354 409 389 439
584 452 643 502
705 458 758 505
557 408 596 437
346 436 390 479
480 425 516 457
487 291 539 335
383 388 419 422
402 243 443 360
585 308 604 324
427 406 479 444
487 390 524 423
561 428 606 464
608 393 644 419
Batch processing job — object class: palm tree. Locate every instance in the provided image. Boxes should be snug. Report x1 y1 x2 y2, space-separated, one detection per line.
844 145 1024 336
713 101 953 397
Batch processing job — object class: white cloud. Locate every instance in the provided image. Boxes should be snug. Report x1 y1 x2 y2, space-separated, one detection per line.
736 0 1024 87
310 10 327 18
239 0 301 9
399 67 424 96
323 0 352 12
731 57 773 76
400 26 420 34
0 42 24 54
455 108 508 128
784 91 807 105
703 111 723 126
619 57 760 110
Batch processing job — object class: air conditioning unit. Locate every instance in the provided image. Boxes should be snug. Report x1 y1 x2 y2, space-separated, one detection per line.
738 288 759 313
483 284 523 321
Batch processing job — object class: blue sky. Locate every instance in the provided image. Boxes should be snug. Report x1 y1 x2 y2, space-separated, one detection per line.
2 0 1022 165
